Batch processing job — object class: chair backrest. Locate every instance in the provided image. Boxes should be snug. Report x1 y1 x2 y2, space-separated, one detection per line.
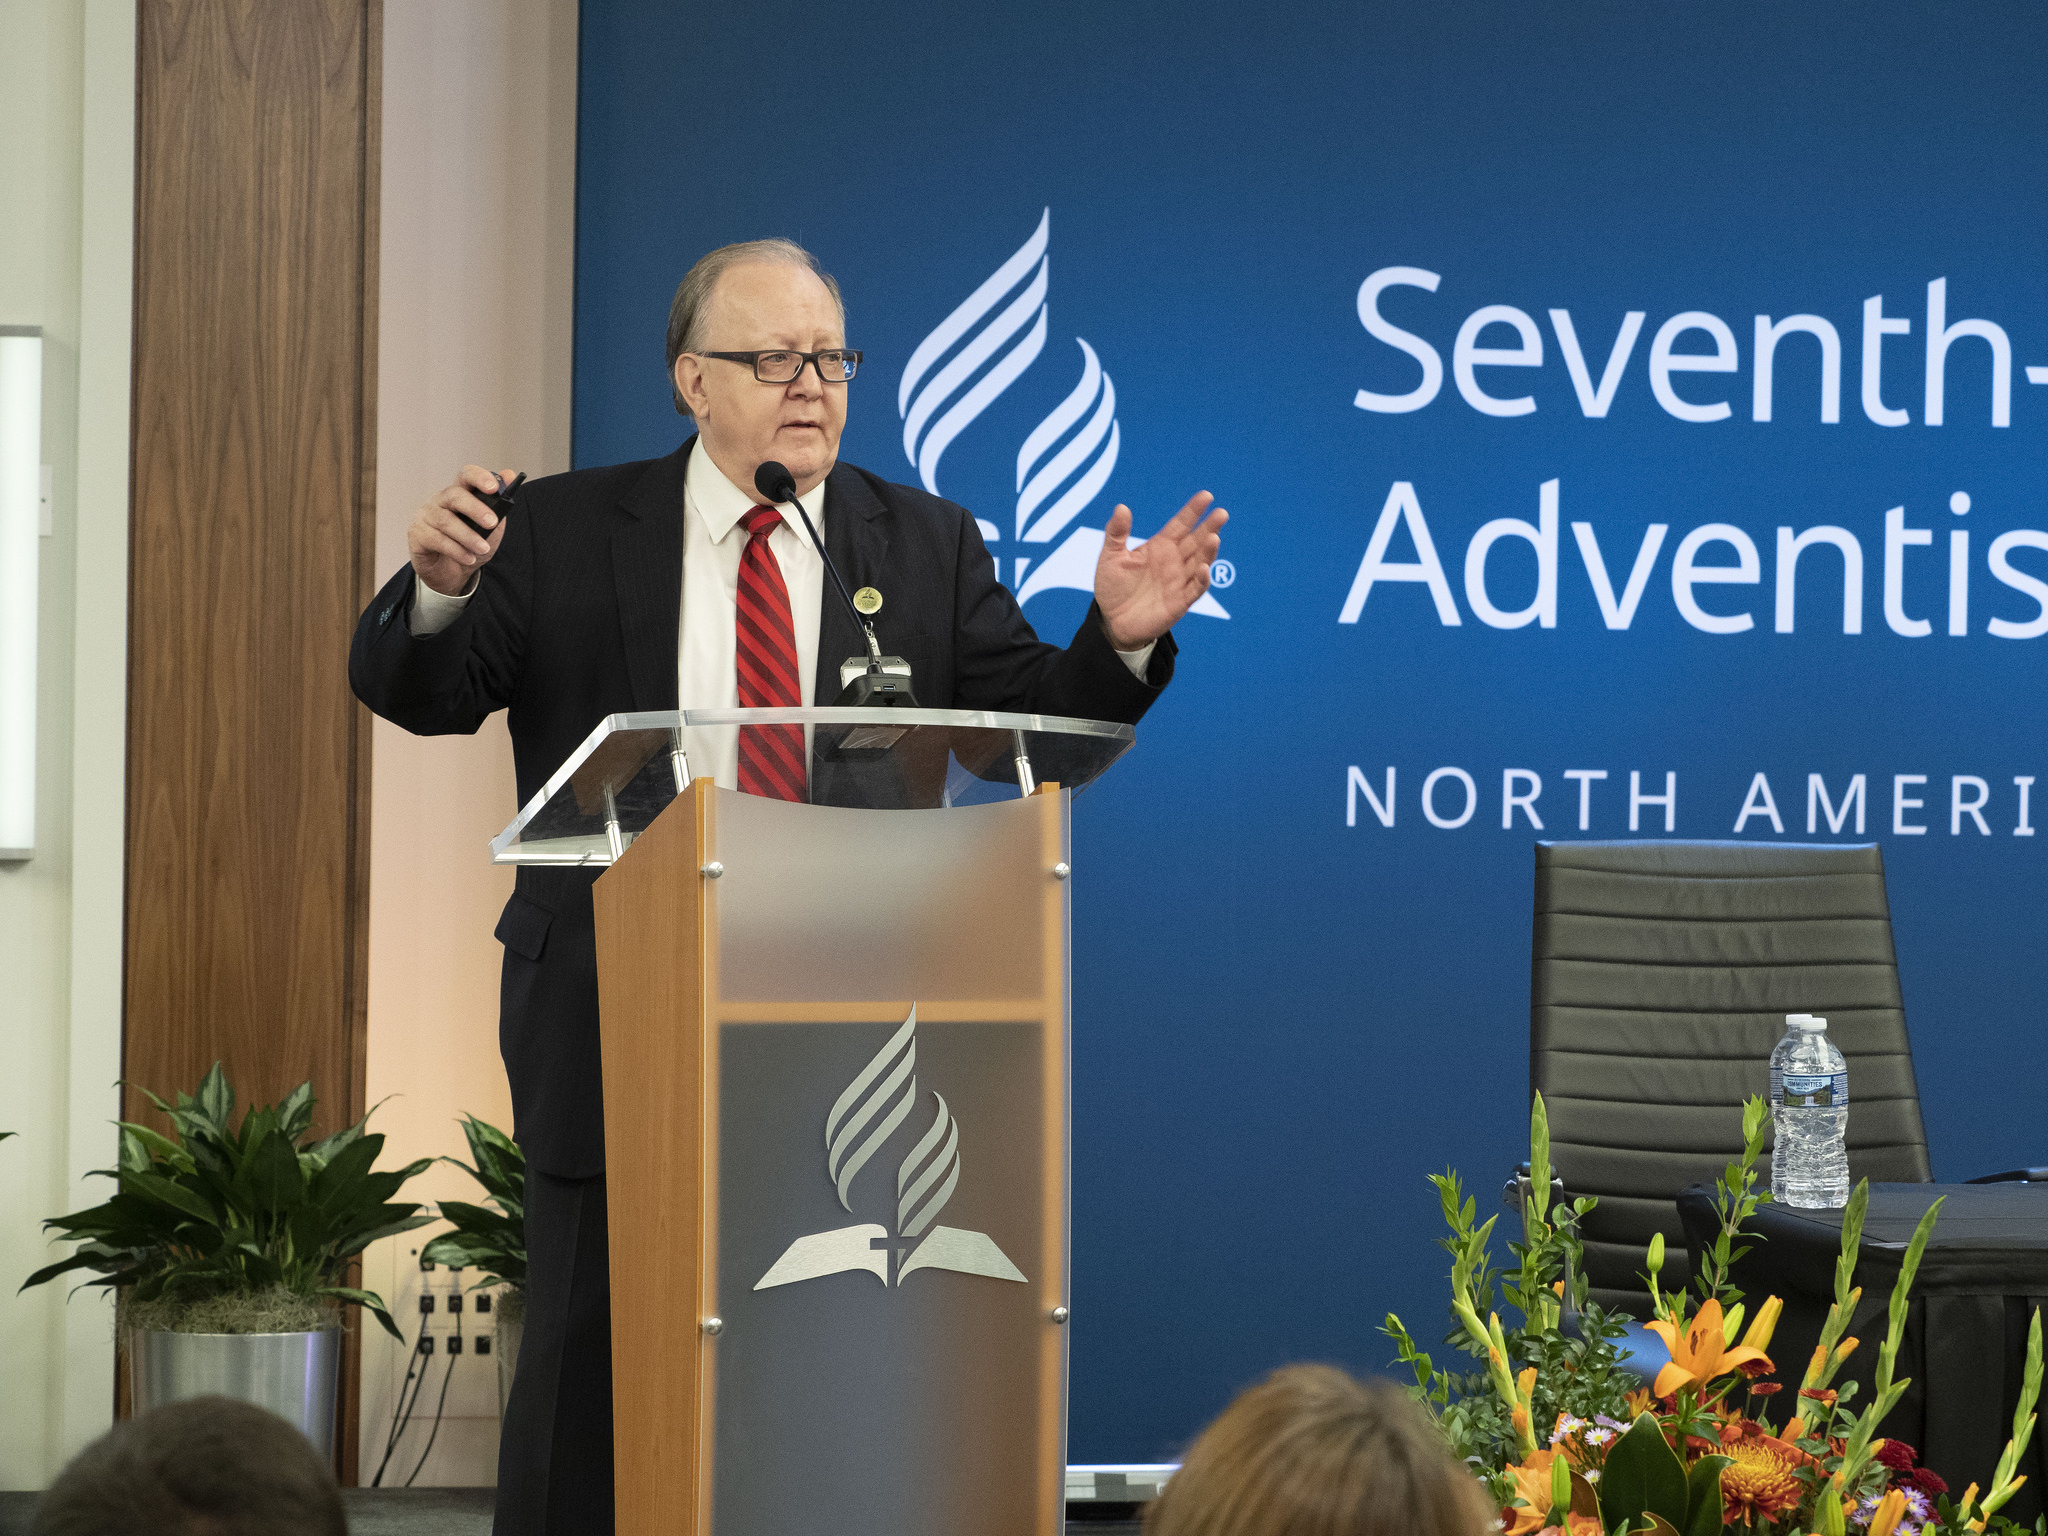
1532 839 1932 1319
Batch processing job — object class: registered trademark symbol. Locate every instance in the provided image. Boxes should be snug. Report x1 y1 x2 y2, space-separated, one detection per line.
1209 559 1236 589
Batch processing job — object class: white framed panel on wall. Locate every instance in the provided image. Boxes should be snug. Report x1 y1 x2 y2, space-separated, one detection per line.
0 325 40 862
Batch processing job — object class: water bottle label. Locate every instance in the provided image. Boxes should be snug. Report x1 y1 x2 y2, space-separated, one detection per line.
1781 1072 1847 1107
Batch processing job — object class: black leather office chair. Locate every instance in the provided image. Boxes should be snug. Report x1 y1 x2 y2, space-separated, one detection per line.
1530 840 1934 1319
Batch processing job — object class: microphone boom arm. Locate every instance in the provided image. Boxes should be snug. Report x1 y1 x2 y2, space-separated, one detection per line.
753 459 916 707
785 497 883 667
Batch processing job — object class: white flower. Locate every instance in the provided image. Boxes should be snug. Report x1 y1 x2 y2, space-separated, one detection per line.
1549 1414 1587 1445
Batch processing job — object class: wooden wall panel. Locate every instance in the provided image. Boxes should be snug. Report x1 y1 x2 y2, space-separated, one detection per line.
126 0 380 1479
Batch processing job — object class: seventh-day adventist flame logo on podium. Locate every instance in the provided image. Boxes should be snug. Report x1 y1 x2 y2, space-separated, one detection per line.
754 1007 1027 1290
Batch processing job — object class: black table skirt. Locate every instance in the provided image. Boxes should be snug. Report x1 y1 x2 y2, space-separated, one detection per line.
1678 1181 2048 1524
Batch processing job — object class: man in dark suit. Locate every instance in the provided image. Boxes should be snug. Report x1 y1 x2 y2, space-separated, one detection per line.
349 238 1226 1534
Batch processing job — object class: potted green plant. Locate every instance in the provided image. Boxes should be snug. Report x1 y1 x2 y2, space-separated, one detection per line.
419 1114 527 1413
21 1064 430 1454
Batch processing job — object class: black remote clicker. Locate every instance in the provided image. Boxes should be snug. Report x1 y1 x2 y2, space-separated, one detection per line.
455 471 525 541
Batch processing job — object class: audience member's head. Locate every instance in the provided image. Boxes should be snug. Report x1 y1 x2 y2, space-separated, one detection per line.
33 1394 345 1536
1145 1364 1494 1536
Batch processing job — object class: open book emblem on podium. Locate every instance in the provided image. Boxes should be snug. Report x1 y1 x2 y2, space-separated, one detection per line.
754 1006 1027 1290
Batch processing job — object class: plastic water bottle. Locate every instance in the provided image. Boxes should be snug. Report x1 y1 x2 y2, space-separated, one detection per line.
1770 1013 1849 1208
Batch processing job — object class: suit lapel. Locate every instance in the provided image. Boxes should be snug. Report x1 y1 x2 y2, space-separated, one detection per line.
611 439 693 711
816 465 891 703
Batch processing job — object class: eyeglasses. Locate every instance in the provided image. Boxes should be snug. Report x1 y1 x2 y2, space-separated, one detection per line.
699 349 862 384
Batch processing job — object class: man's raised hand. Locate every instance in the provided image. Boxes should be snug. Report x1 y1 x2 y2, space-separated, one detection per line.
408 465 519 597
1092 491 1230 649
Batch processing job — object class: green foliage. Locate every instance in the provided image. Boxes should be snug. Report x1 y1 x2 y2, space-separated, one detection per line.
1691 1095 1771 1309
18 1064 431 1341
418 1115 526 1291
1582 1436 1729 1536
1833 1195 1944 1491
1383 1094 1636 1470
1929 1502 2047 1536
1981 1307 2044 1519
1600 1414 1697 1534
1394 1088 2047 1536
1680 1453 1732 1536
1947 1307 2044 1529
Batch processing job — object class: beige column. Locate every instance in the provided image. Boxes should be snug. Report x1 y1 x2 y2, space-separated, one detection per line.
360 0 579 1488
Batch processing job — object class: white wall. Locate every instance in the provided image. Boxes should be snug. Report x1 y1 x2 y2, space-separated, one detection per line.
0 0 135 1490
357 0 580 1488
0 0 578 1487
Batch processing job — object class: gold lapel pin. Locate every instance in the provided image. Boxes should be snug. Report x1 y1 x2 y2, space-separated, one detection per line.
853 586 883 615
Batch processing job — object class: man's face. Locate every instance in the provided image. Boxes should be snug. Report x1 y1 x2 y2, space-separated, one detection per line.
673 261 848 496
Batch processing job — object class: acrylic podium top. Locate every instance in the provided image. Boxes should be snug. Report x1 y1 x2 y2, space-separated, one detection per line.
489 707 1136 865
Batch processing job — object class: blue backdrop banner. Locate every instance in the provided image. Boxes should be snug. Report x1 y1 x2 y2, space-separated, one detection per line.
573 0 2048 1461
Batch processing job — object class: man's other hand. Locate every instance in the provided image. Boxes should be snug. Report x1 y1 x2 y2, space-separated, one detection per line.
408 464 518 597
1093 491 1230 649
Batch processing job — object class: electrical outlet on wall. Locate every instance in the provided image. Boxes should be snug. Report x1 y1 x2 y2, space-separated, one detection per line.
404 1246 503 1422
358 1221 506 1487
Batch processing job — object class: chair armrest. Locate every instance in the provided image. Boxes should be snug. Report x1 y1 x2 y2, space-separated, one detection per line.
1502 1163 1579 1321
1500 1162 1565 1210
1501 1161 1533 1211
1965 1167 2048 1184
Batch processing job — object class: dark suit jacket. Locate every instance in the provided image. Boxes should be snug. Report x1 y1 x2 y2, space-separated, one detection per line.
349 438 1175 1176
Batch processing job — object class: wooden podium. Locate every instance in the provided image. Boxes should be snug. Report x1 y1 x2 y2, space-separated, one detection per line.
494 708 1134 1536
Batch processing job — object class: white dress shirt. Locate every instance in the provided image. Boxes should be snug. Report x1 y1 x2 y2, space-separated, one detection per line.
410 451 1153 790
669 446 825 786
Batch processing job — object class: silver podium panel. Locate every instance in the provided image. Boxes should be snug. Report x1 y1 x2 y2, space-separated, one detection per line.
713 1014 1052 1534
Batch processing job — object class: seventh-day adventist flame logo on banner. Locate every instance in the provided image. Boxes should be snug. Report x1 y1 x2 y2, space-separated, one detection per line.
754 1007 1027 1290
898 209 1229 618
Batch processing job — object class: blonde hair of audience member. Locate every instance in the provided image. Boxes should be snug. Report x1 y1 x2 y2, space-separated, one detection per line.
1144 1364 1495 1536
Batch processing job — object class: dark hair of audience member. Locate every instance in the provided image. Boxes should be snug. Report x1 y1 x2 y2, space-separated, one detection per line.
32 1394 346 1536
1144 1364 1494 1536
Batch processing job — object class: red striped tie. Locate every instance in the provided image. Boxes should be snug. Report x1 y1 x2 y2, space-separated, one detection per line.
735 506 805 801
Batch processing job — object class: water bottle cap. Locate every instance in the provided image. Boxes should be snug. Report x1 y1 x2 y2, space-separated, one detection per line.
1786 1013 1828 1031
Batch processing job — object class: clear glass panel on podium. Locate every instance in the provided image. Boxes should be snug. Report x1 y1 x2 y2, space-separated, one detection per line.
490 707 1133 864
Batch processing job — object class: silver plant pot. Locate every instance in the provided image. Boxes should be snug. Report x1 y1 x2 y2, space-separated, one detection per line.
495 1314 524 1419
130 1329 341 1456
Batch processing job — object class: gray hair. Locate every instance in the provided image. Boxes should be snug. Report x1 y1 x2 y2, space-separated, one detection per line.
33 1395 346 1536
664 238 846 417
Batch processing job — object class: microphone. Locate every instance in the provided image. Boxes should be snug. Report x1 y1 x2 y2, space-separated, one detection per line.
753 461 917 706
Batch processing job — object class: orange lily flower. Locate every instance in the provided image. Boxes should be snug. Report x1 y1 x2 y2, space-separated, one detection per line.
1803 1334 1860 1389
1510 1366 1538 1446
1501 1450 1561 1536
1740 1294 1784 1353
1804 1343 1828 1385
1645 1297 1774 1398
1866 1489 1909 1536
1958 1480 1980 1520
